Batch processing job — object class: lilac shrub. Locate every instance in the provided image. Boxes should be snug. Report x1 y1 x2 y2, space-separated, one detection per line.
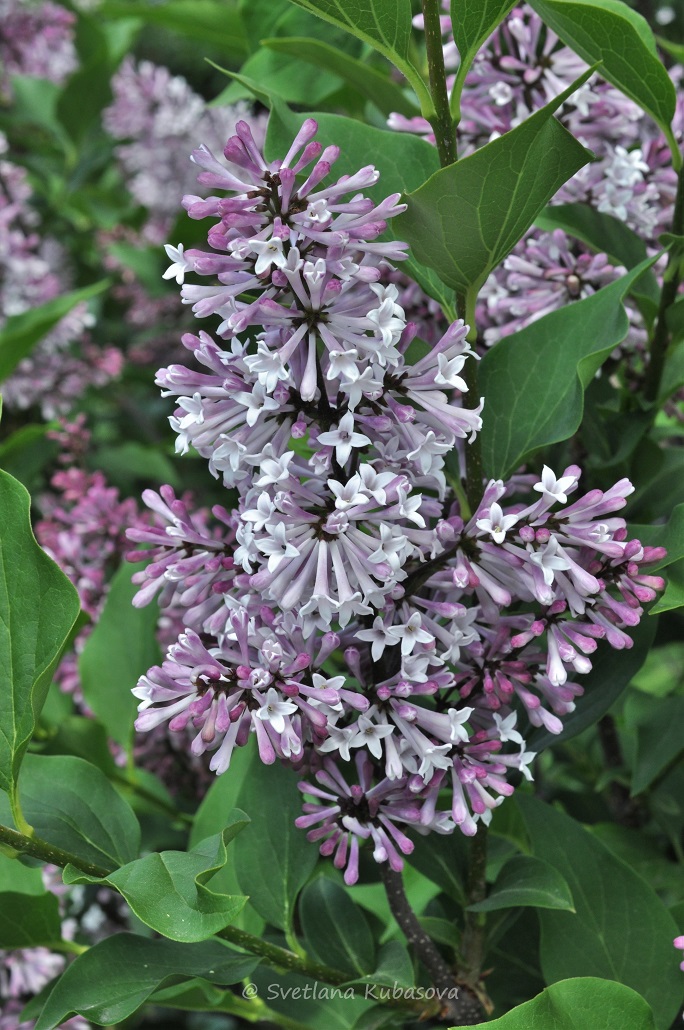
129 119 665 880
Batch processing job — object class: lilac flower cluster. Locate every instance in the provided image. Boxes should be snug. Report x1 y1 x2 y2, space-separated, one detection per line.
392 2 682 368
129 119 663 882
0 0 77 100
0 135 122 416
104 59 266 244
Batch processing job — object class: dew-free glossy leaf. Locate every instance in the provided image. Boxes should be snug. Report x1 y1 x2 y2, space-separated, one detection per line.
530 0 678 159
517 795 683 1029
451 977 657 1030
189 743 264 937
233 756 318 930
650 559 684 615
468 855 574 912
263 36 417 116
0 891 62 948
0 852 46 894
33 933 259 1028
98 0 248 57
394 73 593 297
79 562 160 749
479 258 657 479
9 754 140 869
347 940 414 990
65 823 248 942
629 505 684 569
631 695 684 795
300 877 376 977
0 472 80 796
0 282 108 382
284 0 430 108
449 0 517 116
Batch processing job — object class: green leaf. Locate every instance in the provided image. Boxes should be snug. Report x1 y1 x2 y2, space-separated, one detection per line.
216 44 344 106
0 472 80 801
660 340 684 402
0 281 108 382
189 741 264 936
234 754 318 930
284 0 431 110
65 823 248 942
0 891 62 948
56 16 115 142
7 754 140 869
0 424 58 493
262 37 417 117
529 614 656 751
0 851 46 894
529 0 679 165
37 714 118 776
98 0 248 58
406 828 469 904
93 442 180 489
650 559 684 615
479 257 658 479
33 933 259 1028
452 977 657 1030
348 940 414 989
517 795 684 1029
300 877 376 977
78 562 161 750
5 76 72 154
449 0 517 117
252 967 370 1027
468 855 574 913
631 695 684 795
394 72 594 298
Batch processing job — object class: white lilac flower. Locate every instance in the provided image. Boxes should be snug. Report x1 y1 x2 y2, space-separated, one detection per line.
162 243 191 284
476 501 518 544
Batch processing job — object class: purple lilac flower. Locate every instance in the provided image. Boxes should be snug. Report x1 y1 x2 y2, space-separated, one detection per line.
128 116 664 876
478 228 644 346
0 0 77 99
0 137 122 416
104 59 267 244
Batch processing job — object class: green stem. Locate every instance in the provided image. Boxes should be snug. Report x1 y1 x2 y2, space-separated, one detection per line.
422 0 457 165
0 822 110 879
0 819 432 1017
9 783 33 837
217 925 431 1015
644 158 684 403
46 939 90 957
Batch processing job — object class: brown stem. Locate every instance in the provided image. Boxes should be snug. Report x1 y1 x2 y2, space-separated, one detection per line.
380 863 484 1024
422 0 457 166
